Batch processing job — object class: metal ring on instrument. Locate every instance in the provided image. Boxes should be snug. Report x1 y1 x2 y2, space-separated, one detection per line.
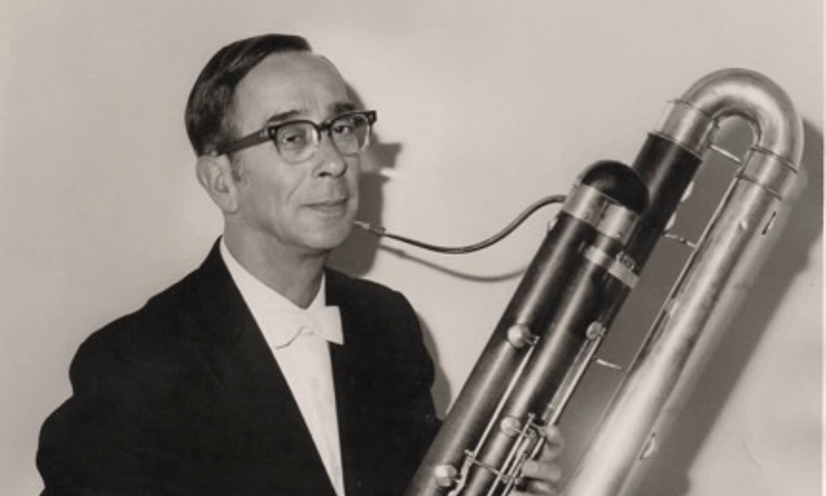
562 184 640 244
737 146 799 200
583 246 639 288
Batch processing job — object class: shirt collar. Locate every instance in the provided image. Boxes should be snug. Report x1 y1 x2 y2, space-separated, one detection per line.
219 239 343 347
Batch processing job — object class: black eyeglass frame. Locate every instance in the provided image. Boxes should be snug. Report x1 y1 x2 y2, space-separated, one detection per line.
214 110 378 160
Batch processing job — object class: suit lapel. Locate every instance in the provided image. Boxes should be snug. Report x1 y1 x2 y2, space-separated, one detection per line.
326 268 439 496
327 269 387 495
191 242 304 434
326 270 361 492
189 242 335 494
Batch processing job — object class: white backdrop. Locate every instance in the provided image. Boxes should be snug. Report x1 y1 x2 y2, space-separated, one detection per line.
1 1 822 495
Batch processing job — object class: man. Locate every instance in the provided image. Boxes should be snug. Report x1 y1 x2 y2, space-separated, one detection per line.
37 34 563 495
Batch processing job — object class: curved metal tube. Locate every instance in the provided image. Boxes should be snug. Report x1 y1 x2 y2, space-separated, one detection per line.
400 68 804 496
563 68 804 496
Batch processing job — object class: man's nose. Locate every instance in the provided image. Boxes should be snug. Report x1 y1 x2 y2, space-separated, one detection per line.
313 137 348 177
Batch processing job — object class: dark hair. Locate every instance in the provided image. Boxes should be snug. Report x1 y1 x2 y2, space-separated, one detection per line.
185 34 312 156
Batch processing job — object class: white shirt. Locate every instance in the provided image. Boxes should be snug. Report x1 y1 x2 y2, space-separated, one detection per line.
220 241 346 496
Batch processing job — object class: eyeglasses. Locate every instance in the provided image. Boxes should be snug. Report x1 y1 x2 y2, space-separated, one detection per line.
215 110 377 163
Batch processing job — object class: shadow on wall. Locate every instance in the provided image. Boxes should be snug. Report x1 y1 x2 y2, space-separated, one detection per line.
328 87 454 413
328 86 394 277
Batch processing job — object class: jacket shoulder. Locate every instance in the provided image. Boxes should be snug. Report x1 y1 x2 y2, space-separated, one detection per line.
325 268 411 309
83 267 202 345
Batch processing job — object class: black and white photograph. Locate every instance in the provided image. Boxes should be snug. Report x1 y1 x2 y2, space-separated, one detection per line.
1 1 822 495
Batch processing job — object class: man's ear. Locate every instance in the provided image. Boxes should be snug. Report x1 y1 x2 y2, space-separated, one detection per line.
196 155 239 214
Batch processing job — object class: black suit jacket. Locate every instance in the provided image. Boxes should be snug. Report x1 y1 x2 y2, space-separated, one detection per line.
37 242 440 496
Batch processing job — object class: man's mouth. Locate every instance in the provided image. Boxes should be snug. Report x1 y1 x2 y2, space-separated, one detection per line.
305 197 350 215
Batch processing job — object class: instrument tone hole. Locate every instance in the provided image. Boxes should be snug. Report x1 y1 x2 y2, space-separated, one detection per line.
640 433 658 460
762 211 777 235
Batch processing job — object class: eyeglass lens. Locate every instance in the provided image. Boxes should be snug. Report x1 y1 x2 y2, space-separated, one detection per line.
273 113 371 163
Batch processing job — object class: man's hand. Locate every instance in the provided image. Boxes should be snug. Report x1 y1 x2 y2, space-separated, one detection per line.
513 424 565 496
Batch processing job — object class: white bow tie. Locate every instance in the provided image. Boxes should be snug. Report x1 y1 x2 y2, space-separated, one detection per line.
271 306 344 348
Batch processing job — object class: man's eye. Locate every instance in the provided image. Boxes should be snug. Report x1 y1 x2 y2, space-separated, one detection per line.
281 133 307 144
331 122 355 135
276 126 310 148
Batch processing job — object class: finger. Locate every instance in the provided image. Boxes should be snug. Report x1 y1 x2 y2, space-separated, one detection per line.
541 424 565 459
521 459 562 484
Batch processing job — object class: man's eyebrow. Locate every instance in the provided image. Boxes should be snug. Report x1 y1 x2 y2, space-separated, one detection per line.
265 109 305 125
331 102 356 115
263 103 356 126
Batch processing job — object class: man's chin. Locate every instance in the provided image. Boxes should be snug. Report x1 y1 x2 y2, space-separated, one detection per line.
304 223 355 254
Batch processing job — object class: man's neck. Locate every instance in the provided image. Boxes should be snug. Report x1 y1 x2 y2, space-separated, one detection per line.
222 233 327 309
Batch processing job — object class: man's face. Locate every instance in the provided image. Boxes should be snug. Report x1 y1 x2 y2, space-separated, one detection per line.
227 51 361 258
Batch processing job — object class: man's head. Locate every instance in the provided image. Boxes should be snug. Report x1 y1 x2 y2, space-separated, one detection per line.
185 34 312 157
189 34 371 270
